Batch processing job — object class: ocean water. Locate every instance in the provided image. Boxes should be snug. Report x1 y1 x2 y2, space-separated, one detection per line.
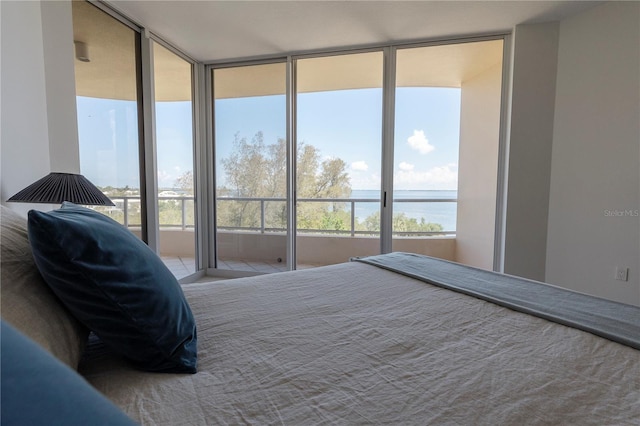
351 189 457 232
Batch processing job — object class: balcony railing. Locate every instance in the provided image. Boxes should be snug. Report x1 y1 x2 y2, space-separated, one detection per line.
96 195 457 237
94 196 195 230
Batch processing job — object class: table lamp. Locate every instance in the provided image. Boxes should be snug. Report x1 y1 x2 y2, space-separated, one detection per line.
7 172 114 206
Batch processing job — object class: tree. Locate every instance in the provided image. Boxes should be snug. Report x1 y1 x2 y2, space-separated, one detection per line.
218 132 269 228
392 212 443 235
295 143 352 231
217 131 445 235
174 171 193 193
217 132 352 231
357 211 443 236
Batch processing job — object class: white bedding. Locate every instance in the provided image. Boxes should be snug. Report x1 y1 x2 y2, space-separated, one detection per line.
80 262 640 425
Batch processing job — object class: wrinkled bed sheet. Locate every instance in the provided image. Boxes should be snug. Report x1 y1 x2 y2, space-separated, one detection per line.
79 262 640 425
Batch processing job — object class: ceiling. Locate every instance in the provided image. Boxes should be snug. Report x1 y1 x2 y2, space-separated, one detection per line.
105 0 601 62
76 1 600 101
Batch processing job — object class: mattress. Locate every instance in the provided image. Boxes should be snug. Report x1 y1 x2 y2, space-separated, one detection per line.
79 260 640 425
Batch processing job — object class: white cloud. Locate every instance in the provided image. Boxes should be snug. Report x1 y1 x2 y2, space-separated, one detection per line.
351 160 369 171
407 130 435 155
399 162 414 171
158 169 170 180
349 173 381 190
394 163 458 190
157 170 174 187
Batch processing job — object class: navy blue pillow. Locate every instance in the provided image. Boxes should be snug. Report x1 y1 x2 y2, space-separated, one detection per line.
1 320 138 426
27 202 197 373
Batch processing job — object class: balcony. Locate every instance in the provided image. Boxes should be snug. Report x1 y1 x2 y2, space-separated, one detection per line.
94 195 457 278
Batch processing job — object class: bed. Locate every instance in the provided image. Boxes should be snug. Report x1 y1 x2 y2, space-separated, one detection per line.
2 205 639 425
80 258 639 425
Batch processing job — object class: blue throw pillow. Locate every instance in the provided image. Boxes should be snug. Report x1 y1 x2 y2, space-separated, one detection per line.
27 202 197 373
1 320 138 426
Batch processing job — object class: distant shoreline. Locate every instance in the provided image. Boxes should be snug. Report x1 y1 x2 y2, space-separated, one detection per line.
351 189 457 231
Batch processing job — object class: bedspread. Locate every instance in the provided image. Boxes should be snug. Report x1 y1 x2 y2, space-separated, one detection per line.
80 261 640 425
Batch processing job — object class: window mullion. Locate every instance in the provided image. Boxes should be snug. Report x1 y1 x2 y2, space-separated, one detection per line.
380 47 396 254
139 31 160 252
287 56 298 270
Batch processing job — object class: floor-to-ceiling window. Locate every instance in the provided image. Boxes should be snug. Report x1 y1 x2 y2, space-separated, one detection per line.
392 45 462 252
392 39 504 267
295 52 384 266
72 0 143 232
73 1 200 279
208 38 504 275
213 63 288 273
153 41 197 279
72 1 505 278
206 37 506 275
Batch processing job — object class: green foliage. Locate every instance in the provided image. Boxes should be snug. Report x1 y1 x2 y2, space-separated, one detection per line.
217 132 354 233
217 132 286 229
355 210 443 236
174 171 193 194
216 131 445 235
94 132 446 235
392 212 443 235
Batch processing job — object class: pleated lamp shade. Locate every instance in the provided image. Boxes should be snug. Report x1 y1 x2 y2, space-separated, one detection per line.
7 173 114 206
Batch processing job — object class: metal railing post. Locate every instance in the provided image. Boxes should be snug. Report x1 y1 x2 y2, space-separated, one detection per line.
351 200 356 237
123 197 129 228
181 198 187 230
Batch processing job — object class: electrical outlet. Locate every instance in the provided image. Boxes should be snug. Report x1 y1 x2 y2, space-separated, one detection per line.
615 267 629 282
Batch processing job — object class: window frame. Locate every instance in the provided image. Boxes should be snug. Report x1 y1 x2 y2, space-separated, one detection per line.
75 1 202 280
205 34 510 275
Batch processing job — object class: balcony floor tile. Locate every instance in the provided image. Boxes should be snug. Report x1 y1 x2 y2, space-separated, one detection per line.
162 256 321 278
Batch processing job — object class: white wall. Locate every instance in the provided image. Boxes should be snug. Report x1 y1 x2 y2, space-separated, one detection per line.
503 22 559 282
546 1 640 305
1 0 51 216
0 0 79 216
456 62 502 270
41 0 80 173
213 232 455 266
297 235 456 266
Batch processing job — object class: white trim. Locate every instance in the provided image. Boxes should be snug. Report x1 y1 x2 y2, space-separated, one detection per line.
140 32 160 252
206 33 511 271
494 34 514 273
204 64 217 269
192 62 207 272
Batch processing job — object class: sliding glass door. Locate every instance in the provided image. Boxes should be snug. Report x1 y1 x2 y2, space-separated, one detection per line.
392 40 503 268
392 45 461 252
153 41 196 279
73 1 200 279
213 63 288 273
295 52 383 267
209 37 505 275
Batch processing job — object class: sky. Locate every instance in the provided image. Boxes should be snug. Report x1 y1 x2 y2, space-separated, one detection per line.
214 86 460 192
77 86 461 192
